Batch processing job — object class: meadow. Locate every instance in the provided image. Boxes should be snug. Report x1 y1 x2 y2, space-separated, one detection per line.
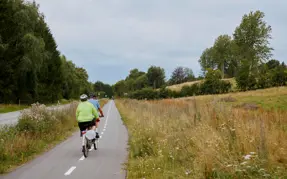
116 87 287 178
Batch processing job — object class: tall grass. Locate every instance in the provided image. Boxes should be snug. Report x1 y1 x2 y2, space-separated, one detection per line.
0 102 78 173
116 99 287 178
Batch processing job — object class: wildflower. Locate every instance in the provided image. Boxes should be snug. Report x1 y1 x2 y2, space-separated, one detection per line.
185 170 191 175
243 154 252 160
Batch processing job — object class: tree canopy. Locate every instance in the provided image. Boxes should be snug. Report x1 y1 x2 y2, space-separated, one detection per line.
0 0 93 104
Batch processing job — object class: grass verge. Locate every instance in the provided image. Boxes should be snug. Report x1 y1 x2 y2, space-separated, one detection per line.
0 104 29 113
116 98 287 178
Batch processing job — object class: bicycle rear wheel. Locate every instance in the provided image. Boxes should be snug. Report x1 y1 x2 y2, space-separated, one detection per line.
83 138 89 158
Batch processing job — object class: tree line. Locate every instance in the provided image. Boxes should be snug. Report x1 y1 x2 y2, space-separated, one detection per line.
111 66 198 97
0 0 94 104
113 10 287 99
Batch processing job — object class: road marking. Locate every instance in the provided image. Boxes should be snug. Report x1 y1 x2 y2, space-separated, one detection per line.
101 132 104 135
103 128 106 131
79 156 85 161
64 166 76 176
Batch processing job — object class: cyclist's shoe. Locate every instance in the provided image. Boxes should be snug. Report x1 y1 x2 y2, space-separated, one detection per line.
96 132 100 139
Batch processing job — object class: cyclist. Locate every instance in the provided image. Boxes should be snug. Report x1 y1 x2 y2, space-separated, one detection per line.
76 94 99 140
88 94 104 139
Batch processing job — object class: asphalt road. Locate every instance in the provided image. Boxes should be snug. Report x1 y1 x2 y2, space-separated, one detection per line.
0 104 71 126
0 100 128 179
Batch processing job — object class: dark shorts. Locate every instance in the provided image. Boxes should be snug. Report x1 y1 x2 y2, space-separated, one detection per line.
78 119 96 132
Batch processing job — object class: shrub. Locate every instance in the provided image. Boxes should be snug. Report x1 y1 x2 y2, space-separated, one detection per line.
219 80 232 93
158 87 170 99
199 69 232 95
180 83 200 97
130 88 159 100
257 74 272 89
0 102 78 173
270 68 287 87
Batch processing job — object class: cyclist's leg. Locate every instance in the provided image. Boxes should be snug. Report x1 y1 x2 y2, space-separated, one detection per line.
95 118 100 128
78 122 89 151
93 118 100 138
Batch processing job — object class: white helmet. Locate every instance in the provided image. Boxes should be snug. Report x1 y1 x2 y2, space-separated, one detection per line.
80 94 88 101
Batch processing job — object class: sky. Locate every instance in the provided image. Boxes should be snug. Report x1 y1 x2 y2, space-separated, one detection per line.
31 0 287 85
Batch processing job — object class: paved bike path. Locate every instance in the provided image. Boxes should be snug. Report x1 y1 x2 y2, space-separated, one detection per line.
0 100 128 179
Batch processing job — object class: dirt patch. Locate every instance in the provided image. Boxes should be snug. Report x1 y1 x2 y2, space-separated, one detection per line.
236 103 259 110
219 96 237 102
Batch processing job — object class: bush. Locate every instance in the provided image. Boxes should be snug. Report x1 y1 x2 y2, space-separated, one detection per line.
270 68 287 87
0 102 78 173
130 88 159 100
236 72 257 91
158 87 170 99
257 74 272 89
180 83 200 97
219 81 232 93
200 69 232 94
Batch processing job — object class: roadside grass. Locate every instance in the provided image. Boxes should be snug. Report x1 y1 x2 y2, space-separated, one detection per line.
116 97 287 178
0 104 29 114
0 99 108 174
0 102 79 173
99 98 109 107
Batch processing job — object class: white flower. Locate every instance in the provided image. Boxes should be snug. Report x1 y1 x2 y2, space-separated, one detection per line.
243 154 252 160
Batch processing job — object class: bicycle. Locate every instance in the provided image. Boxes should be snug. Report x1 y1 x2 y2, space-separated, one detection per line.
81 116 104 158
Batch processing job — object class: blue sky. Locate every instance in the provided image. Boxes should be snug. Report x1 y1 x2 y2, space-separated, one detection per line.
32 0 287 85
